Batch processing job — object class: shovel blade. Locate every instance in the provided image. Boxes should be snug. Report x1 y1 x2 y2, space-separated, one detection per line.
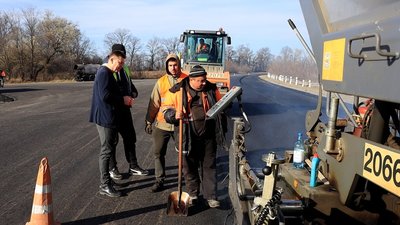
166 191 190 216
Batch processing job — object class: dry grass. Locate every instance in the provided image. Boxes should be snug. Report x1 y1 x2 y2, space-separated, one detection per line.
131 70 164 79
4 70 164 83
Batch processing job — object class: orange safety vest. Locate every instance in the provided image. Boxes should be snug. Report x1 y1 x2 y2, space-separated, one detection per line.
155 73 187 123
199 44 209 52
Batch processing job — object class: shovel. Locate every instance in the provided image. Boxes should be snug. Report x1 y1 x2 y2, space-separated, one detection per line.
167 88 189 216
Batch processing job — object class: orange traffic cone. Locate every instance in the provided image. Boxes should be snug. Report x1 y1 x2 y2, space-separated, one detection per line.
26 157 60 225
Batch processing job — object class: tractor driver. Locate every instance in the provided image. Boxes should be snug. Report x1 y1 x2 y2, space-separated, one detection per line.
196 38 210 54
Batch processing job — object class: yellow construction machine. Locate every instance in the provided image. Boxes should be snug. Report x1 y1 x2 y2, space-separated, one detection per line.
179 29 231 95
227 1 400 224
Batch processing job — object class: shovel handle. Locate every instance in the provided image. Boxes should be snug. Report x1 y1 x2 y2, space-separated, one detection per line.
178 87 183 204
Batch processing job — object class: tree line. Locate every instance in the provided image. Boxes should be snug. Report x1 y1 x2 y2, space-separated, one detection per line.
0 8 317 82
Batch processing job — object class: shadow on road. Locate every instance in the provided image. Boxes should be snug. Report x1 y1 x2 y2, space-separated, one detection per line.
1 88 45 103
0 87 45 93
0 93 15 102
62 203 166 225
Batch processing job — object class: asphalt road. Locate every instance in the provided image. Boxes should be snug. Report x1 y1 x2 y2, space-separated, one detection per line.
0 80 234 225
0 75 321 224
230 74 322 169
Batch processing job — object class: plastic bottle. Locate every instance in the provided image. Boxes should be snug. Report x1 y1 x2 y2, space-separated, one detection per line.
310 153 320 187
293 132 305 168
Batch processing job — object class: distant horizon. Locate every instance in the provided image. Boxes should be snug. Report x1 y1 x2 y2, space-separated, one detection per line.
2 0 310 56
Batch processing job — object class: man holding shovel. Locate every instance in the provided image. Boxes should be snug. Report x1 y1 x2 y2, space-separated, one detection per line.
145 54 187 192
163 65 226 208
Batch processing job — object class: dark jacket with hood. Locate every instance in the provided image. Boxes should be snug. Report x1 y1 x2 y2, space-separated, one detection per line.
164 77 226 155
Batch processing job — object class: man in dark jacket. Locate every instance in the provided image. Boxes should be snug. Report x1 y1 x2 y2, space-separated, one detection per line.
89 44 132 197
104 61 149 181
163 65 226 208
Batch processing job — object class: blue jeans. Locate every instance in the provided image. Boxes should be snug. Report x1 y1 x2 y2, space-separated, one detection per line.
96 125 118 186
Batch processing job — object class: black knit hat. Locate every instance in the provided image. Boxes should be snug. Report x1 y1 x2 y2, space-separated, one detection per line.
111 44 126 58
189 65 207 77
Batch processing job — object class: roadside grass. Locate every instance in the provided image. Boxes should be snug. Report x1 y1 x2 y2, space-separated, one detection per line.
3 70 164 84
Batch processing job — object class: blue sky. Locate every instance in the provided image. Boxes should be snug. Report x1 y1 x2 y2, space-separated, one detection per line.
2 0 310 56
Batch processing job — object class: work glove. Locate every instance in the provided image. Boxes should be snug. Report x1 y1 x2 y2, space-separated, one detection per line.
163 108 179 126
145 120 152 134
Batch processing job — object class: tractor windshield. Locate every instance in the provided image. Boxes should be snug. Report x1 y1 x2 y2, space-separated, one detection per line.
183 34 225 65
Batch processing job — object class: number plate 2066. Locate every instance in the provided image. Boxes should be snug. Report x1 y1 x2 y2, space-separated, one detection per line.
363 143 400 197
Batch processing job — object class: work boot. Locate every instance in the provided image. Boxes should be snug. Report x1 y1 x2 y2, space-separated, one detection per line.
99 184 122 198
207 199 220 208
129 165 149 176
151 181 164 192
109 167 123 180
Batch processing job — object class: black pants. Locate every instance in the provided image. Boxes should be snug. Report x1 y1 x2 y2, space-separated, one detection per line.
183 135 217 200
110 109 138 170
153 127 174 182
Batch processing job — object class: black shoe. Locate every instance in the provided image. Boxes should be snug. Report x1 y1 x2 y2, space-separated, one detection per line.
129 165 149 176
99 184 122 197
151 181 164 192
109 167 123 180
189 195 198 205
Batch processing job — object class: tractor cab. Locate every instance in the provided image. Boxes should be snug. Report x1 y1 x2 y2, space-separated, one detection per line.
180 29 232 94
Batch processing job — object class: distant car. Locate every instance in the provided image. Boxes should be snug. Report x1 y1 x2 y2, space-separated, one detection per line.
74 64 100 81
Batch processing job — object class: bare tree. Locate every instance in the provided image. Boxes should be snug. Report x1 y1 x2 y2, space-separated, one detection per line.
104 28 131 48
300 54 318 81
1 7 319 82
225 46 236 72
9 13 28 80
68 28 93 64
226 45 235 62
31 11 78 80
253 47 272 72
234 45 253 73
104 29 144 70
146 37 163 71
158 37 183 71
0 11 17 78
126 36 141 70
268 46 317 81
161 37 181 54
21 7 40 81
